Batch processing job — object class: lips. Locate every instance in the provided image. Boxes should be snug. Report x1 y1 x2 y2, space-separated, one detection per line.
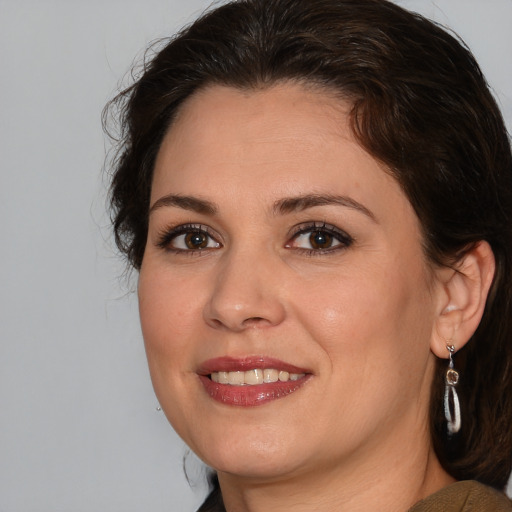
198 356 312 406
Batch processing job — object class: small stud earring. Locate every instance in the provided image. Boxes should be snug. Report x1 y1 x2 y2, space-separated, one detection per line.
444 343 461 435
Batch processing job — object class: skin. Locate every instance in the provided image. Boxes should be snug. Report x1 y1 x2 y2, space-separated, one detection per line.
138 83 459 511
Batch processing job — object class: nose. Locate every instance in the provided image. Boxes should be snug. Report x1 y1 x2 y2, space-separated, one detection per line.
203 248 286 332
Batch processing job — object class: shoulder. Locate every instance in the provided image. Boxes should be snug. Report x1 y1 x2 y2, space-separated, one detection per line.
409 481 512 512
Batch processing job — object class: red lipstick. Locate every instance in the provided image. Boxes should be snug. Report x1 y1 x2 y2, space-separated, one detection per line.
197 356 312 407
198 356 309 375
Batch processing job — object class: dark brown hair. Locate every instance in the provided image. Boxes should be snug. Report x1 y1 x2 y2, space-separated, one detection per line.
104 0 512 504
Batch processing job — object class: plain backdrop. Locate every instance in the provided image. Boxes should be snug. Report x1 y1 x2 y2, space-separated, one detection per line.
1 1 511 510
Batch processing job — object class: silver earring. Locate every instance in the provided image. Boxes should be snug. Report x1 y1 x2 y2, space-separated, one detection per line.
444 343 461 435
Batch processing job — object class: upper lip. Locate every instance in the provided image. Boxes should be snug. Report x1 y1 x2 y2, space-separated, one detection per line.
197 356 311 375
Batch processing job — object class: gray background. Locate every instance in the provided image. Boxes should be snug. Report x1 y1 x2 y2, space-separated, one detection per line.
1 1 511 510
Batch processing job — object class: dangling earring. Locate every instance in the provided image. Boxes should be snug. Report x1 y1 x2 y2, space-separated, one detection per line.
444 343 461 435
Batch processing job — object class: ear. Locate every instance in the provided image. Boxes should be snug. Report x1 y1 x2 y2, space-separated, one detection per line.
431 241 495 358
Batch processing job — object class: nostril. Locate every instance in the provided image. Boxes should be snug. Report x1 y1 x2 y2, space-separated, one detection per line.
242 317 267 326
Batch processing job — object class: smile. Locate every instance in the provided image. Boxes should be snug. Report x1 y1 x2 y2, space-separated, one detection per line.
198 356 312 406
210 369 306 385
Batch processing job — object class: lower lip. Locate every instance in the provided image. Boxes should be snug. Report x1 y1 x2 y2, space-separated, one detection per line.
199 375 311 406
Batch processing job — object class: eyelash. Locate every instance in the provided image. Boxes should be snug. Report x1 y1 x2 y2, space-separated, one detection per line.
156 221 353 255
156 224 221 255
286 221 354 255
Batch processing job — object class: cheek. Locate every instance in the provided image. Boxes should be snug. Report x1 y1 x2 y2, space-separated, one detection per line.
138 268 204 381
294 258 434 375
295 263 435 435
138 268 207 434
140 265 198 334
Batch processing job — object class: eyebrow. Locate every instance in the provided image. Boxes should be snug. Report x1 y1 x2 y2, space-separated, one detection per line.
149 192 376 222
149 194 217 215
273 194 377 222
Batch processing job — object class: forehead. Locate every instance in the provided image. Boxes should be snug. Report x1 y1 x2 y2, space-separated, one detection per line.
164 83 349 154
152 83 381 197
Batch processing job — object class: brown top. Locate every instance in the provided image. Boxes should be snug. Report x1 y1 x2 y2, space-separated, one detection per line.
409 481 512 512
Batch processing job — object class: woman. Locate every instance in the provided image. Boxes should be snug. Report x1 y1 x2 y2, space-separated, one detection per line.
105 0 512 510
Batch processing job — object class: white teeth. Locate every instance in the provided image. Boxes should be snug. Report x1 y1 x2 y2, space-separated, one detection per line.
228 371 245 386
245 369 263 385
210 369 305 385
278 371 289 382
263 369 279 383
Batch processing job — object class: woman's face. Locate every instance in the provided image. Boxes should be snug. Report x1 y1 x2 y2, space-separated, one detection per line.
139 83 444 480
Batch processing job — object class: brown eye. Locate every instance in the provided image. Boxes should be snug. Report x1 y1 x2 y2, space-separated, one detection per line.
309 230 333 249
185 232 208 249
286 223 353 253
159 225 221 252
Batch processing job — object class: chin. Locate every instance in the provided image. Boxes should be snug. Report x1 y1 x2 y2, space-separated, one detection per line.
187 423 309 479
208 450 306 481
